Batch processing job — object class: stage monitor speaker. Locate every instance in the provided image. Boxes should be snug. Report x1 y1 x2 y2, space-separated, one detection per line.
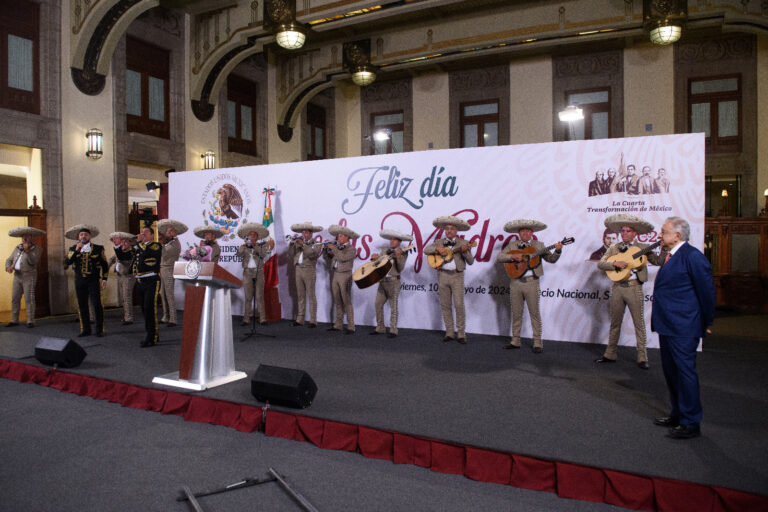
251 365 317 409
34 337 87 368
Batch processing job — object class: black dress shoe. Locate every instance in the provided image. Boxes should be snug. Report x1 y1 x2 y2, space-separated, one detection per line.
503 344 520 350
121 320 133 325
308 323 316 328
594 356 616 363
343 328 355 335
26 323 34 328
388 333 397 338
78 332 90 337
260 321 268 326
369 331 380 335
442 336 454 342
532 346 543 354
638 361 649 370
292 321 302 327
240 321 249 326
167 322 177 327
96 332 104 337
6 322 19 327
653 416 679 428
457 337 467 344
668 424 701 439
327 327 340 331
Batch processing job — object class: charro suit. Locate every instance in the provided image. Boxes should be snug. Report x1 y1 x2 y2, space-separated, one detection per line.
287 240 322 325
65 243 109 335
373 246 408 335
325 243 356 331
597 241 666 363
237 242 269 323
159 237 181 323
496 239 560 348
133 240 162 345
423 238 474 339
652 242 715 429
5 244 42 325
110 246 135 322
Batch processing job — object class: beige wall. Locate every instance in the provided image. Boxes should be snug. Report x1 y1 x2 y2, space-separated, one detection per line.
413 72 449 151
334 81 362 158
509 56 552 145
757 35 768 213
61 6 118 308
267 54 302 163
623 43 674 137
183 14 220 172
28 148 43 209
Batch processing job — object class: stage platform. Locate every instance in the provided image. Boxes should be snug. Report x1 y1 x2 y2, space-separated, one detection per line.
1 308 767 509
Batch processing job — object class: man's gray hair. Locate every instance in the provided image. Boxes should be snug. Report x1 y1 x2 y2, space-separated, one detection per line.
665 216 690 241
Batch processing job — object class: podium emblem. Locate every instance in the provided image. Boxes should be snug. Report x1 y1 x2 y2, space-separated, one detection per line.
185 259 202 279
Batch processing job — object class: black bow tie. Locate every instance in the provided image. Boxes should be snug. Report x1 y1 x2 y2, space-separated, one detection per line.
518 242 530 249
444 240 456 247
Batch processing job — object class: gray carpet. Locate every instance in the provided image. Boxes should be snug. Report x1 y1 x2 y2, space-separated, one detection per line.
2 308 767 497
0 379 628 512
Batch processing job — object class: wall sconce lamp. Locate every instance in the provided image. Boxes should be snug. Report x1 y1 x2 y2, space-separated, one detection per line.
344 40 377 87
558 104 584 122
721 189 728 198
265 0 306 50
85 128 103 159
644 0 686 45
202 150 216 170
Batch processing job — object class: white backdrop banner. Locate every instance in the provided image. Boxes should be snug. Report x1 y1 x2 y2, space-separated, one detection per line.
169 133 705 348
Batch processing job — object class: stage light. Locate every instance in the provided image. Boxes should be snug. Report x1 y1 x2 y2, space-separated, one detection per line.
372 129 391 142
85 128 103 160
145 181 159 192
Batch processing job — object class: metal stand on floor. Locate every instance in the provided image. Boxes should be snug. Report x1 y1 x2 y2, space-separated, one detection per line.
242 276 275 341
178 467 319 512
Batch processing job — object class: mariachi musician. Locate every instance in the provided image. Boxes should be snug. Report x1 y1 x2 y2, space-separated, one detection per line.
109 231 137 325
495 219 562 353
64 224 109 337
132 226 163 347
5 226 45 328
236 222 274 326
369 229 412 338
324 224 359 334
157 219 187 327
193 225 224 263
423 215 474 344
287 222 323 328
595 213 667 370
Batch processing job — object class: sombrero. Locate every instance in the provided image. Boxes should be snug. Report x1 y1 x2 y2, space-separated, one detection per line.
237 222 269 240
432 216 470 231
328 224 360 239
193 225 225 239
65 224 99 240
503 219 547 233
8 227 45 237
157 219 188 236
290 222 323 233
380 229 413 242
604 214 654 235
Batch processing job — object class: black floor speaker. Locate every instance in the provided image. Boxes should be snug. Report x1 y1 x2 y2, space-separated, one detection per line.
34 337 87 368
251 364 317 409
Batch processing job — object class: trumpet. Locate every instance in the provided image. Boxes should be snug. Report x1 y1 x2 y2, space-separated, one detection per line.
285 234 301 243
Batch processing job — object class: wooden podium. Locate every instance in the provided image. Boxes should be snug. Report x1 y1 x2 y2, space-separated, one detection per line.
152 261 246 391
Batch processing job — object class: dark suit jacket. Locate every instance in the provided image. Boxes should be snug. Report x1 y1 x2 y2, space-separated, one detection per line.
651 242 715 338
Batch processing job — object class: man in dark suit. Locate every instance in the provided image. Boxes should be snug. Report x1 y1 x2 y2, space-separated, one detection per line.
651 217 715 439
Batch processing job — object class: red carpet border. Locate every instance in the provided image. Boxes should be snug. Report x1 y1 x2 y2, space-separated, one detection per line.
2 359 766 512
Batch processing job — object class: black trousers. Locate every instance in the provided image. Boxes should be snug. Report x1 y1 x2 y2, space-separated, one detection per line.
75 276 103 335
136 276 160 344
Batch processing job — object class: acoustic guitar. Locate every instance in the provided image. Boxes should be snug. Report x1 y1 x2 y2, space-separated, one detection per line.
353 244 416 289
427 241 478 269
604 240 662 282
504 237 575 278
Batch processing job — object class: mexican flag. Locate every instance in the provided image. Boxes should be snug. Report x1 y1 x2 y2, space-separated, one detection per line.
262 187 279 289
